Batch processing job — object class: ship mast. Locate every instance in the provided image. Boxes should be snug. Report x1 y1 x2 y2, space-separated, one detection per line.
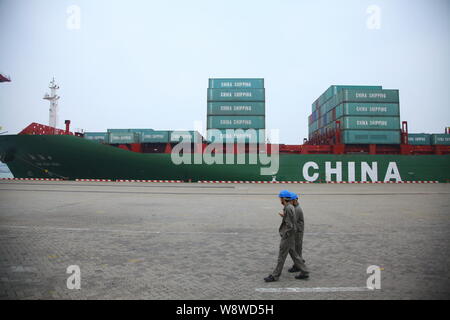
43 77 60 129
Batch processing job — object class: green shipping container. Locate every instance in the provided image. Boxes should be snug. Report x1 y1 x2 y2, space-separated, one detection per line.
207 102 265 116
334 85 383 91
108 128 154 133
170 131 202 143
109 132 139 144
335 103 400 118
208 78 264 89
312 85 383 111
408 134 431 145
308 121 318 134
206 129 265 143
128 129 154 133
342 130 401 145
340 89 399 103
207 88 265 102
431 134 450 145
318 89 399 115
207 116 265 129
140 131 170 143
339 116 400 130
84 132 108 143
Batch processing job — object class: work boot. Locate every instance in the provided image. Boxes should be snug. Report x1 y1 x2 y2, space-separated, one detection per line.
288 259 306 273
295 272 309 280
264 275 277 282
288 265 300 273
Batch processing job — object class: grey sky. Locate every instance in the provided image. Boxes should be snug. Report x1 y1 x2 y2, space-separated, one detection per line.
0 0 449 144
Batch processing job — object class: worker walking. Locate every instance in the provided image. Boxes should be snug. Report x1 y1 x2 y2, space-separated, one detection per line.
264 190 309 282
288 192 307 274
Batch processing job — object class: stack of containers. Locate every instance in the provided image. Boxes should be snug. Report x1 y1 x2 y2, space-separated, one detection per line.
84 132 109 143
107 128 149 144
169 130 203 144
86 128 204 144
408 133 450 145
207 78 265 144
308 85 401 144
140 130 170 143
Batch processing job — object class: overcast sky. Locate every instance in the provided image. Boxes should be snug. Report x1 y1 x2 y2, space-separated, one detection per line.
0 0 449 143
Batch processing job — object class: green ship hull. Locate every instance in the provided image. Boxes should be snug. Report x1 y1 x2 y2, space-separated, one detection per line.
0 135 449 182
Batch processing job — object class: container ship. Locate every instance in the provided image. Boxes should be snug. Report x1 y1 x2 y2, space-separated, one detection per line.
0 78 449 183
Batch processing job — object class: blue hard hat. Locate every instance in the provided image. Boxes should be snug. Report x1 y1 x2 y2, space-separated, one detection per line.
278 190 291 198
289 192 298 200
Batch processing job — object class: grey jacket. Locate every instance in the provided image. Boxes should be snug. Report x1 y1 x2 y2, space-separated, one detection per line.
278 203 296 237
293 203 304 233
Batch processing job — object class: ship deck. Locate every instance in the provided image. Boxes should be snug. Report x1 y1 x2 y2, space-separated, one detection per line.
0 180 449 299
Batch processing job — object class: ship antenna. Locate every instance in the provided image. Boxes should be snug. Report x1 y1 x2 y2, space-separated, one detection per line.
43 77 60 129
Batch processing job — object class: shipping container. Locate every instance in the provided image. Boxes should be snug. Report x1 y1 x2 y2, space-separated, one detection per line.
311 110 318 122
208 78 264 89
207 115 265 129
319 104 326 117
317 88 399 115
84 132 109 143
339 116 400 130
108 128 154 133
341 130 401 145
206 129 265 143
207 88 265 102
318 116 326 128
140 131 170 143
431 134 450 145
312 85 383 111
325 124 336 134
109 132 139 144
408 133 431 145
340 89 399 103
207 102 265 116
107 128 132 133
308 121 318 134
319 95 337 114
324 112 330 125
335 103 400 118
128 129 155 133
170 131 203 143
